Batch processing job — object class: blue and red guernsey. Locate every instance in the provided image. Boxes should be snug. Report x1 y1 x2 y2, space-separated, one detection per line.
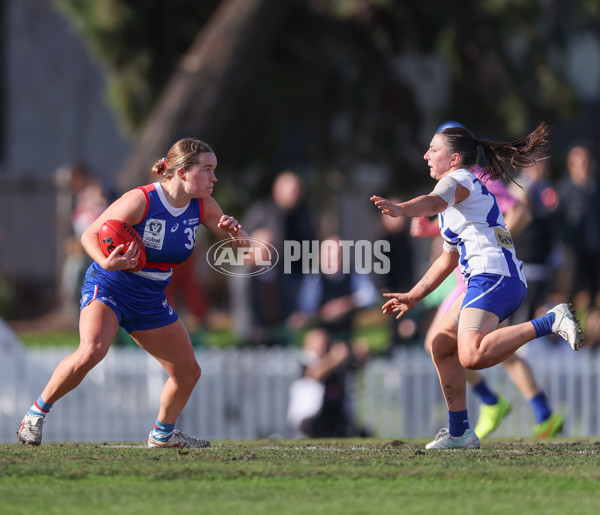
133 182 204 279
88 182 204 291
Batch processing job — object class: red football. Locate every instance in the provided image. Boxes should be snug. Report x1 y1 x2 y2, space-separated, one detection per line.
98 219 147 272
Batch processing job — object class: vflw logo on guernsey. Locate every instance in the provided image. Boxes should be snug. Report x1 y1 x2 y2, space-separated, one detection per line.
206 237 279 277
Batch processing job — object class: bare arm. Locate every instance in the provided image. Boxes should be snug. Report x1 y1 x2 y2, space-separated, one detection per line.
381 248 460 319
371 186 469 218
81 189 147 271
201 196 249 244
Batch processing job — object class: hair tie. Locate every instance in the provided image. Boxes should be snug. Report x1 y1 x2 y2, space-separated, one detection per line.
161 157 167 172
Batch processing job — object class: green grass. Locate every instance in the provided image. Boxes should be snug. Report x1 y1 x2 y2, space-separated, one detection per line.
16 330 81 348
1 439 599 514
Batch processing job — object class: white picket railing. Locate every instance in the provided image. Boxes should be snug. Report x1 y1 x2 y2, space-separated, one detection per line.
1 345 599 443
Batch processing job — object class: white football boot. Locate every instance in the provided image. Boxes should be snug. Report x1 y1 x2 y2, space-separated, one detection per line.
425 427 480 450
17 414 45 446
547 303 583 351
148 430 210 448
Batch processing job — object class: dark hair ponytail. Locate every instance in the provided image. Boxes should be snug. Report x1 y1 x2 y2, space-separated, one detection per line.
440 122 550 186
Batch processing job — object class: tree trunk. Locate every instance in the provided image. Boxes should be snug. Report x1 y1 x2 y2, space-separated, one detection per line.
117 0 297 191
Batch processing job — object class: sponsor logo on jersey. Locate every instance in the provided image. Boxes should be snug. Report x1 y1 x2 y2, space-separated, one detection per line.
143 218 166 250
171 223 179 232
494 227 514 249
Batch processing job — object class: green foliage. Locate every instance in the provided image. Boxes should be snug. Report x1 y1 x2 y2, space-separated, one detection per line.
17 330 81 348
16 328 248 349
52 0 600 199
1 440 600 514
53 0 221 134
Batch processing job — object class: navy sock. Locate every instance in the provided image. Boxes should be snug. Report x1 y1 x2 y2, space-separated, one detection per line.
530 393 552 424
472 379 498 406
27 395 53 417
151 419 175 442
449 409 470 437
531 312 555 338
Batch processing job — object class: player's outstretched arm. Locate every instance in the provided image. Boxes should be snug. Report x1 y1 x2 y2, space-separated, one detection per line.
382 247 459 319
370 194 449 218
202 196 249 245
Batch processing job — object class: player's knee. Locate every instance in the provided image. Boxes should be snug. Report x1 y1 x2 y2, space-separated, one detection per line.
457 346 487 370
75 342 109 372
429 331 456 360
172 360 201 388
458 353 480 370
457 332 489 369
186 361 201 385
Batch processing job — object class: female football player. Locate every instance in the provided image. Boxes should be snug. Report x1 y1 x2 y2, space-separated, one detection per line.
371 122 583 449
18 138 247 447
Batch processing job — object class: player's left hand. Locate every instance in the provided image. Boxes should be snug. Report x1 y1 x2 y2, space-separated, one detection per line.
381 292 416 319
218 215 242 235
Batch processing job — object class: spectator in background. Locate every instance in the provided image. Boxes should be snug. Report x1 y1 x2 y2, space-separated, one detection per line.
230 171 316 345
289 236 378 341
165 247 210 333
59 164 111 322
375 198 419 347
377 199 415 294
70 165 111 240
287 237 375 437
246 226 288 345
583 306 600 351
556 144 600 308
287 328 370 438
510 159 560 323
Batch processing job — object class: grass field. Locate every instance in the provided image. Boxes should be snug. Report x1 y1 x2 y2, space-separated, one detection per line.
1 438 599 514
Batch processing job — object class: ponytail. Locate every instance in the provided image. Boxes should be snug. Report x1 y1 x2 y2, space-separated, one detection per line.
151 157 167 177
439 122 550 186
478 122 550 184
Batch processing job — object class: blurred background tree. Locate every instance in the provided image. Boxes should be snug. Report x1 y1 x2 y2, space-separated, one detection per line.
53 0 599 207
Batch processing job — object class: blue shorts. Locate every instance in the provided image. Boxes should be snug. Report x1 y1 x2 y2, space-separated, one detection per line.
80 268 179 333
462 273 526 322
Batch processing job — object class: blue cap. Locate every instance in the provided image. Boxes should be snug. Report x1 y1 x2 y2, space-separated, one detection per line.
436 120 467 132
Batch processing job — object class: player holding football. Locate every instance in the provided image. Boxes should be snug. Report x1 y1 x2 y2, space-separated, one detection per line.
371 122 583 449
18 138 247 448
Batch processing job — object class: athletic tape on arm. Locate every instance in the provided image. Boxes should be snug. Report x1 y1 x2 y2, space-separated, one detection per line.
432 175 458 208
443 241 459 254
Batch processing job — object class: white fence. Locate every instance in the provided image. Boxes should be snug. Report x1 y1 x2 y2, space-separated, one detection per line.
1 345 599 443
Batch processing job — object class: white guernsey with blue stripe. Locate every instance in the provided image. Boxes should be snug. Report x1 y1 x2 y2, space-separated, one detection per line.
432 168 526 286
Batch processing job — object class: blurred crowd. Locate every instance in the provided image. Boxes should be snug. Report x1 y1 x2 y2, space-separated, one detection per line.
217 144 600 348
56 142 600 438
